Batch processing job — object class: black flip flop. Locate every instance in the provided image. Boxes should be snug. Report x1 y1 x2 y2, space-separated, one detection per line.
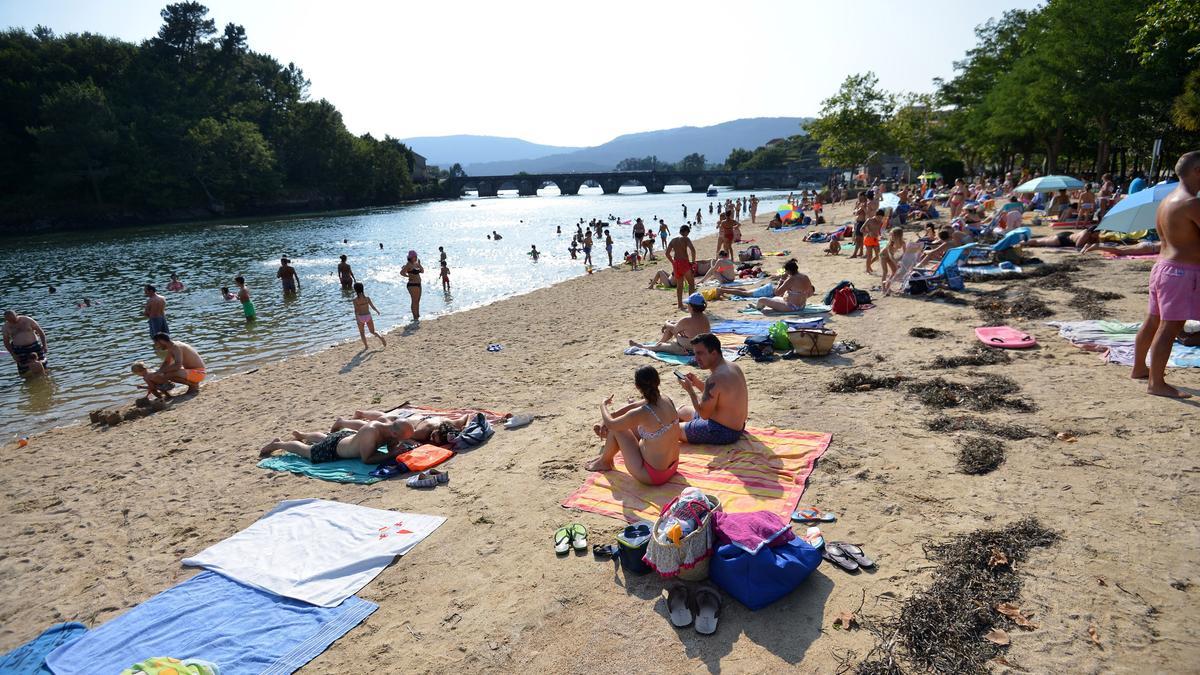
822 543 861 572
592 543 618 559
666 583 693 628
830 542 875 568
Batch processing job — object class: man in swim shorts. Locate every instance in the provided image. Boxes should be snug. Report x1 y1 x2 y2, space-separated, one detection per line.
675 333 748 445
664 225 698 308
277 257 300 294
259 417 415 464
3 310 48 377
149 332 206 394
144 285 168 340
629 293 711 356
1132 151 1200 398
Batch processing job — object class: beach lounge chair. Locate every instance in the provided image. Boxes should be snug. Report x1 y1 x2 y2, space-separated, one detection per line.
909 243 976 292
967 226 1031 263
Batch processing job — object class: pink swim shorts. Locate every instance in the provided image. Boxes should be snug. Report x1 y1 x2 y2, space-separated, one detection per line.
1148 260 1200 321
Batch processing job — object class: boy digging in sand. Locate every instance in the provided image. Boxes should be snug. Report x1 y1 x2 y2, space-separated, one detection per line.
352 282 386 349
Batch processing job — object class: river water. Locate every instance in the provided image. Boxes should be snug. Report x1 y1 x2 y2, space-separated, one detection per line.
1 186 797 439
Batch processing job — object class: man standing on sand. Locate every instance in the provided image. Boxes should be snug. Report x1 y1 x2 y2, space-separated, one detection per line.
259 417 415 464
277 258 300 294
144 285 168 339
1131 151 1200 398
149 332 206 394
749 194 758 223
337 255 355 289
676 333 748 445
3 310 48 377
665 224 698 310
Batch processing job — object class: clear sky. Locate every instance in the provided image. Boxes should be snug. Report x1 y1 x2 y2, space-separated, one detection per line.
1 0 1043 147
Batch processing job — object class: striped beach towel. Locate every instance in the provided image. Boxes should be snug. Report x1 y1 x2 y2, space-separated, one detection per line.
562 427 832 523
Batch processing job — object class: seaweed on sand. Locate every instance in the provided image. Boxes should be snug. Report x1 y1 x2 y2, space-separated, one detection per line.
974 288 1054 326
829 373 905 393
1070 287 1123 320
956 436 1006 474
893 519 1060 674
904 375 1035 412
908 327 945 339
924 415 1036 440
930 344 1012 369
927 290 969 305
965 261 1081 283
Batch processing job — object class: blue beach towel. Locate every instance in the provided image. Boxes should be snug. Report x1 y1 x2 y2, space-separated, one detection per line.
45 572 377 675
961 263 1022 276
710 318 826 335
0 622 87 675
258 454 383 484
623 345 741 365
738 303 832 316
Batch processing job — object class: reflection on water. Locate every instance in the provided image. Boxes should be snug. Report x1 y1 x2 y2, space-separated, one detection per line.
0 186 793 438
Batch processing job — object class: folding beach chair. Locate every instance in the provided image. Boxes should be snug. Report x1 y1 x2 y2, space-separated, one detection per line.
967 226 1031 263
909 243 976 292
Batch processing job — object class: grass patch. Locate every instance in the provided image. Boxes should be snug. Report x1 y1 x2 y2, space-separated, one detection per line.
905 375 1035 412
931 344 1012 369
925 415 1036 440
893 519 1059 674
829 372 905 393
957 436 1006 474
909 326 945 339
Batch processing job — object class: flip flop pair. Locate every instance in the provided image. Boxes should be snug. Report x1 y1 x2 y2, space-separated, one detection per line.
665 583 721 635
822 542 876 572
554 523 588 555
791 507 837 524
406 469 449 489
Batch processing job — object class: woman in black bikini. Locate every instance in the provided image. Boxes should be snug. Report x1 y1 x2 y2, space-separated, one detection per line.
401 250 424 321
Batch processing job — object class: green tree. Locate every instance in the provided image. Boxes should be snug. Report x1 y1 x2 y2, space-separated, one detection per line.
28 80 120 205
448 163 466 178
724 147 753 170
804 72 894 168
1173 68 1200 131
677 153 706 172
153 1 216 63
184 117 278 207
887 93 951 178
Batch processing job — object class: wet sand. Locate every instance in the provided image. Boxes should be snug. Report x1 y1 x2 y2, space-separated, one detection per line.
1 202 1197 673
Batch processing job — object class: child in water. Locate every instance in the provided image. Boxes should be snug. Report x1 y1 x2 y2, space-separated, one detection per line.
440 262 451 290
220 287 235 301
352 282 386 349
234 276 255 320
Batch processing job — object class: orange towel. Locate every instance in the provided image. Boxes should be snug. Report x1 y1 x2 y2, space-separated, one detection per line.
563 427 831 523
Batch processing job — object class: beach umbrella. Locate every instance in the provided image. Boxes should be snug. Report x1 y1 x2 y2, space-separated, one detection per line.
917 172 942 180
776 205 800 222
879 192 900 210
1096 181 1178 233
1013 175 1084 193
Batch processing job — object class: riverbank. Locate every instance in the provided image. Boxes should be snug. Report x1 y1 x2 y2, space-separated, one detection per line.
1 202 1196 672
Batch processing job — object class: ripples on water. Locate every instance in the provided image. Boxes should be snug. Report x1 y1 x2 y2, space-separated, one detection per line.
0 186 794 438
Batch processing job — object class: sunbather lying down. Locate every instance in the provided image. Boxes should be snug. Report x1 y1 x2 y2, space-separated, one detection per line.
1082 241 1160 256
258 418 413 464
1025 228 1100 250
333 409 483 445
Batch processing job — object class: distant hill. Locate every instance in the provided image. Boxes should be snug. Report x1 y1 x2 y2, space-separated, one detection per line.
463 117 808 175
400 135 581 167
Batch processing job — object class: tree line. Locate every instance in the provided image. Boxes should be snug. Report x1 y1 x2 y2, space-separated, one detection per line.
0 2 442 230
798 0 1199 180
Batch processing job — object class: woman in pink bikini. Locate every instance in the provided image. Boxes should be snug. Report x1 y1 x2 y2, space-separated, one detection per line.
351 282 386 349
586 366 683 485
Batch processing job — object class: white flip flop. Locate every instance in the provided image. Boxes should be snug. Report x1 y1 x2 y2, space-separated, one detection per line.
505 413 534 430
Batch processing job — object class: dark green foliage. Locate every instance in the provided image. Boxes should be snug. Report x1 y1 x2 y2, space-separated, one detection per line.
0 3 426 226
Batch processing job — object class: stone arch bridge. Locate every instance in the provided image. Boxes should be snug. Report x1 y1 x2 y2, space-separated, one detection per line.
448 168 836 197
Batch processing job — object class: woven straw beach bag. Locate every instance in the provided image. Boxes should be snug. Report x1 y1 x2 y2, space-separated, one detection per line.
788 327 838 357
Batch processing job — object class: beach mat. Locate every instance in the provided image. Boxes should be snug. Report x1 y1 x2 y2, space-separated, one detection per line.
257 405 507 484
962 264 1023 276
0 622 87 675
624 345 741 366
183 498 445 607
563 426 832 524
709 317 826 335
1048 320 1200 368
45 571 377 675
738 303 831 316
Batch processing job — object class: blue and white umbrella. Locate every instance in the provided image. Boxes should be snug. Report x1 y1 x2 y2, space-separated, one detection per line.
1096 181 1178 233
1013 175 1085 193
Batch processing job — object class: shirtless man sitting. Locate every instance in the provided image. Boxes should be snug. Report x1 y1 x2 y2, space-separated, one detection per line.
752 259 814 313
259 417 415 464
1132 151 1200 398
629 293 711 355
676 333 748 445
148 332 206 394
332 409 480 446
3 310 48 377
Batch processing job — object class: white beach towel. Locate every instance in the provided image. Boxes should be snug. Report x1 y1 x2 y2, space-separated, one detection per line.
182 498 446 607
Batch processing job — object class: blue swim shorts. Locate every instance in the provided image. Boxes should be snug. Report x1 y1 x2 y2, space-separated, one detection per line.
749 283 776 298
684 415 743 445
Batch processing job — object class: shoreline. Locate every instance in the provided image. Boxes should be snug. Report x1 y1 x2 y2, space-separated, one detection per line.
1 201 1195 673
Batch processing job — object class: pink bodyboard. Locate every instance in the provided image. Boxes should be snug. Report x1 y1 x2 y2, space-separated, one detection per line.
976 326 1037 349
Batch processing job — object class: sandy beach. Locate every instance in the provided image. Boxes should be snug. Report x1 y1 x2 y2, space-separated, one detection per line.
2 200 1197 673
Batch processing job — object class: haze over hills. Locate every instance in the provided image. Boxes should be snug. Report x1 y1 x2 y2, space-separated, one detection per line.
407 117 808 175
399 135 582 167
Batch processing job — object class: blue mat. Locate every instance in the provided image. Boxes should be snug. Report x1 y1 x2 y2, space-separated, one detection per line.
257 453 383 484
45 572 377 675
0 622 87 675
710 317 826 335
624 345 741 366
738 303 832 316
